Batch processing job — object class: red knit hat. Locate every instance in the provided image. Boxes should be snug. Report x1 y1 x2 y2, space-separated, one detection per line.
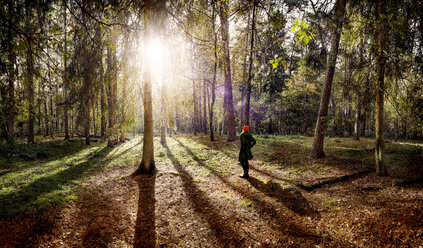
243 125 249 132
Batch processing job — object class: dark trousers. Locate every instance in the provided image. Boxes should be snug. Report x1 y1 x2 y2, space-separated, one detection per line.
240 160 249 175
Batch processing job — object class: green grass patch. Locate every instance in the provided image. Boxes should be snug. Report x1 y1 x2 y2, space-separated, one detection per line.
0 136 143 218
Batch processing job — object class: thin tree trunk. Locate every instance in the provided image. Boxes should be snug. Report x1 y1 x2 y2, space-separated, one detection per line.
311 0 346 158
100 52 106 140
160 79 166 144
192 45 198 136
354 90 361 140
93 100 97 137
198 81 202 132
107 34 118 147
210 3 217 142
26 8 35 144
219 0 236 142
245 1 256 126
203 80 207 133
136 0 155 174
63 0 69 140
7 9 15 144
44 96 48 136
375 0 387 176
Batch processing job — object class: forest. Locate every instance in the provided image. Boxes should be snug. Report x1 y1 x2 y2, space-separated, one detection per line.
0 0 422 247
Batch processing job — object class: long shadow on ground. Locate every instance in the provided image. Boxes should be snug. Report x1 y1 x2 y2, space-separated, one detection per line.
173 137 332 246
246 177 316 216
0 145 120 247
0 146 114 218
163 143 244 247
134 174 156 248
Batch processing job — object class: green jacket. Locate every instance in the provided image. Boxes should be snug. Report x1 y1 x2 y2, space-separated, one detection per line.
239 131 256 162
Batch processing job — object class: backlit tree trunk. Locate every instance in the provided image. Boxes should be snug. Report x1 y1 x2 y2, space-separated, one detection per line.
107 34 118 147
210 3 217 142
245 1 256 126
240 10 251 129
375 0 388 176
311 0 346 158
219 0 236 142
136 0 155 174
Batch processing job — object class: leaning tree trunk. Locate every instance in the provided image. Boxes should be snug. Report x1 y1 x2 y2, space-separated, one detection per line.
311 0 346 158
375 0 388 176
136 1 155 174
219 0 236 142
245 1 256 126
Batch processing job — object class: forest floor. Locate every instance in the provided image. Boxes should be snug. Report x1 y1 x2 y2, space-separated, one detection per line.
1 134 423 247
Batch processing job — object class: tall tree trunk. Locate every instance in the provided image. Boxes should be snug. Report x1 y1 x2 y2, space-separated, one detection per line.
240 10 251 129
245 1 256 126
210 3 217 142
354 90 361 140
120 70 126 143
93 100 97 137
375 0 387 176
26 8 35 144
311 0 346 158
107 34 118 147
203 80 207 133
219 0 236 142
100 52 106 140
136 0 155 174
160 78 166 144
63 0 69 140
7 8 15 144
198 81 202 132
192 45 198 136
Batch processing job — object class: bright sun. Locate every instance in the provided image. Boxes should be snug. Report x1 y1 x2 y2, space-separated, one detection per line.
147 38 165 64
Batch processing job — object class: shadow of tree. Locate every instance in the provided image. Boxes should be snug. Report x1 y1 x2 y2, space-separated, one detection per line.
246 177 316 216
0 146 113 218
172 137 325 245
134 174 156 248
163 143 244 247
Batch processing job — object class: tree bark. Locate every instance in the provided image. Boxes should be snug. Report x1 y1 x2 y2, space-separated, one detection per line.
203 80 207 133
375 0 388 176
25 5 35 144
210 3 217 142
219 0 236 142
240 10 251 129
245 1 256 126
136 0 155 174
354 90 361 140
63 0 69 140
7 3 16 144
192 44 198 136
106 34 118 147
311 0 346 158
99 51 106 140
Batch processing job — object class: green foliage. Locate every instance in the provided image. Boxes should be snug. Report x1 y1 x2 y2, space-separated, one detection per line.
291 18 314 46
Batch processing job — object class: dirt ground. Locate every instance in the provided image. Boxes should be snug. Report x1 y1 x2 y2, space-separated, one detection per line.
1 134 423 247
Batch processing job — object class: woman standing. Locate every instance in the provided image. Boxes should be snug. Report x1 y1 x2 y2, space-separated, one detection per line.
239 125 256 178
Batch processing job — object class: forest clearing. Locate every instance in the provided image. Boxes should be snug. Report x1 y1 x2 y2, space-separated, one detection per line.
1 134 423 247
1 0 423 247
